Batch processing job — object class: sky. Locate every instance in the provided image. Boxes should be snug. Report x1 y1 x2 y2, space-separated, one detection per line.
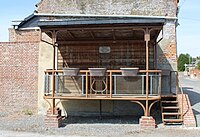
0 0 199 57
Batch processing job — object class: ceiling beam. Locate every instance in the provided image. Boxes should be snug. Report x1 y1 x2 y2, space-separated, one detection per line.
57 39 155 44
41 26 162 32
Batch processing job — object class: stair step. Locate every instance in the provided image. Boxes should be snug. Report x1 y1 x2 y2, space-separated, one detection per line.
162 113 181 115
162 107 179 109
163 119 183 123
161 95 177 98
161 101 178 103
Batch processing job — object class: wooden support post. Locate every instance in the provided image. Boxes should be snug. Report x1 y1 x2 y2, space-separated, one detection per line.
52 30 56 115
110 71 112 98
86 72 88 98
90 76 92 96
145 29 150 116
106 74 108 97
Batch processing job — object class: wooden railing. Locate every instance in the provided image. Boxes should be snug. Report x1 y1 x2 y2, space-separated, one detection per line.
177 73 184 120
172 71 184 120
44 69 162 99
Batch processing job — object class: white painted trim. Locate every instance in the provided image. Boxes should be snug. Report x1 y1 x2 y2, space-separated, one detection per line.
18 27 40 30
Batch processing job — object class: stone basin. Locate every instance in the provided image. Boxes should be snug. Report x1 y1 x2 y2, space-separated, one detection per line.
63 68 80 76
88 68 107 76
120 68 139 76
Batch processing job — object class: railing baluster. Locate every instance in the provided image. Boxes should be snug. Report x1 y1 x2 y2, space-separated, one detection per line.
150 75 153 95
142 75 144 95
114 75 117 95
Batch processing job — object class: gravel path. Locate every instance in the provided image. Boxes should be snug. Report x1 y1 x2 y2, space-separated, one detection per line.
0 114 200 137
179 72 200 126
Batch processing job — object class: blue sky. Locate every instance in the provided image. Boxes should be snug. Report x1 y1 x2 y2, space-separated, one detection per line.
0 0 199 57
177 0 200 57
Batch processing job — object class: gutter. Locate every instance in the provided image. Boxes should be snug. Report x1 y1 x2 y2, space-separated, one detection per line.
34 13 178 20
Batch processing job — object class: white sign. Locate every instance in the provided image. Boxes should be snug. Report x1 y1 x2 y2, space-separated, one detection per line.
99 46 111 53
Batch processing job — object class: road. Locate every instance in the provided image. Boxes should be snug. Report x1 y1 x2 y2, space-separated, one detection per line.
179 72 200 126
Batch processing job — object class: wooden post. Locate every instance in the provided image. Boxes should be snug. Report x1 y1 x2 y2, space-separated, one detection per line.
145 29 150 116
86 71 88 98
110 71 112 98
90 76 92 96
106 74 108 97
52 30 56 115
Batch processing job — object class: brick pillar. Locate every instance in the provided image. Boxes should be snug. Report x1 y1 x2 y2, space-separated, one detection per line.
178 94 196 127
45 108 63 128
139 116 156 129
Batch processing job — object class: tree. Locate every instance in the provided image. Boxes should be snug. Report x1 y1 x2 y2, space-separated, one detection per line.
178 54 189 71
196 61 200 70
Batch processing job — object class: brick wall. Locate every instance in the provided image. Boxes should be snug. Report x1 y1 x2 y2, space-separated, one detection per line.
157 20 177 70
190 69 200 78
36 0 177 17
178 94 196 127
9 28 40 42
0 42 39 114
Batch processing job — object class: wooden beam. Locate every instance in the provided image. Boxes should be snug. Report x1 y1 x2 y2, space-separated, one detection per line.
57 31 67 41
89 31 95 39
41 26 162 32
67 30 75 39
57 39 150 44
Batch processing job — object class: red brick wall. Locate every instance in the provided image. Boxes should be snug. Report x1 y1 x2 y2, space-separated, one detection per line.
190 69 200 77
0 42 39 114
9 28 40 42
178 94 196 127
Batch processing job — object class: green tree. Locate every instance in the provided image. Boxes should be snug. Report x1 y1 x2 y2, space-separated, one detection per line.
196 61 200 70
178 54 189 71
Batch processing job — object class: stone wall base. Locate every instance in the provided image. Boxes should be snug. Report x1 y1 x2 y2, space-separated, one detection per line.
45 108 62 128
139 116 156 129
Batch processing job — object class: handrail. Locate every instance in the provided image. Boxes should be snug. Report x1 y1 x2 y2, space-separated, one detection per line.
175 71 184 120
44 69 162 99
44 69 162 73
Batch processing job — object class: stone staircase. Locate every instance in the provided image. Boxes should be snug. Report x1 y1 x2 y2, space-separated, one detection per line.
161 95 183 125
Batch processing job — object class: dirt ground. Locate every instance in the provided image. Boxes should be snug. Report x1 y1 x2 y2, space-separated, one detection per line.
0 114 200 137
